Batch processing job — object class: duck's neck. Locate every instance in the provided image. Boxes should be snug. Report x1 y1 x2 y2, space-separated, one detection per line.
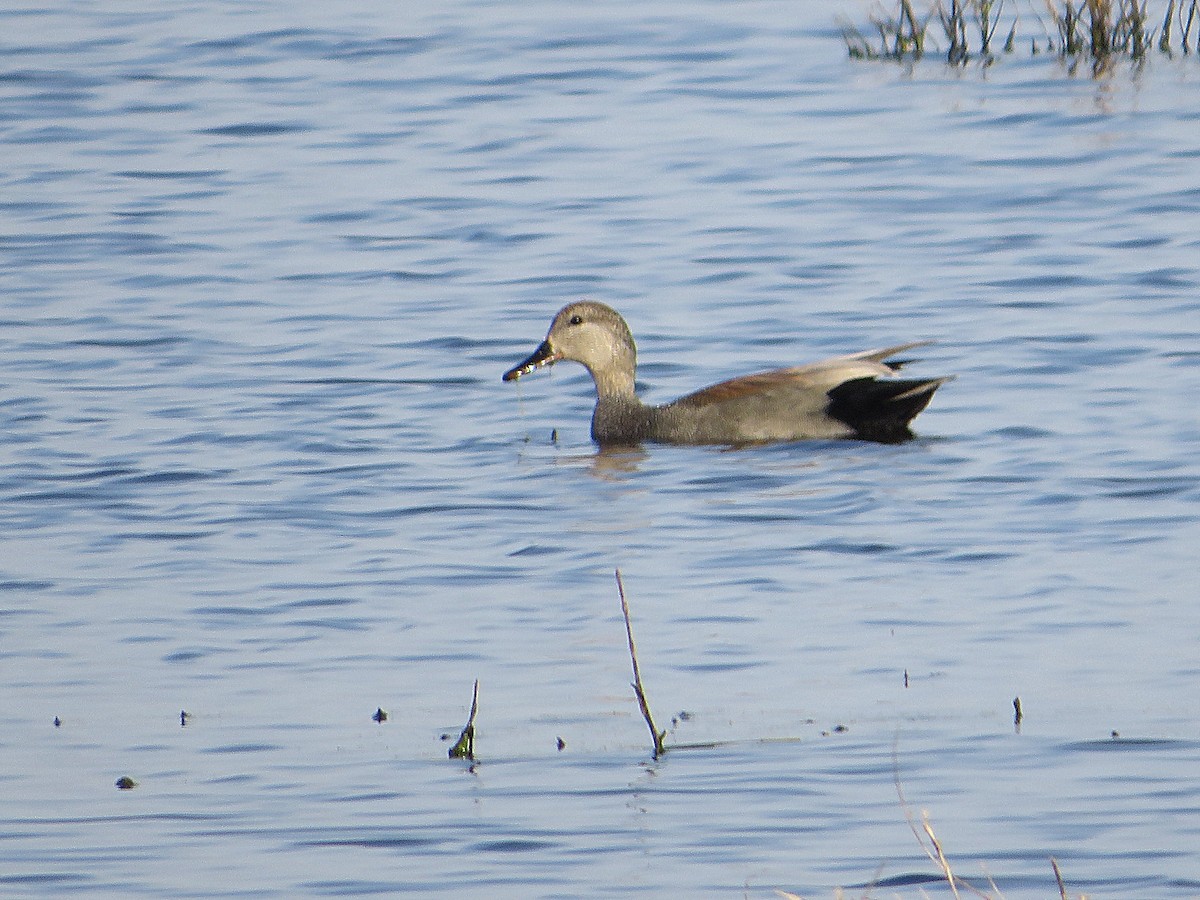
586 357 651 444
591 366 638 403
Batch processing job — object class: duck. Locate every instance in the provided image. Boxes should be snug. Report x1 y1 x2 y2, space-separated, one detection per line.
503 301 951 446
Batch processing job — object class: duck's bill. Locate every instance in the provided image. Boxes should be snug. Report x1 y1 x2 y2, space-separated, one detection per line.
503 340 561 382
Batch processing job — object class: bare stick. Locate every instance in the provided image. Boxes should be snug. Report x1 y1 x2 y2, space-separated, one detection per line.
1051 857 1069 900
449 679 479 760
616 569 666 758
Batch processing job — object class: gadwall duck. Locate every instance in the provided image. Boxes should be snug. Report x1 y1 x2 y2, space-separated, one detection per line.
503 301 951 446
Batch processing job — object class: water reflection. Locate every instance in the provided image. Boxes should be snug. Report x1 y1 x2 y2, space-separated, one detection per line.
588 446 649 478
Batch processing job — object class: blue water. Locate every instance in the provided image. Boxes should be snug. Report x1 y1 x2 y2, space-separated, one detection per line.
2 1 1200 897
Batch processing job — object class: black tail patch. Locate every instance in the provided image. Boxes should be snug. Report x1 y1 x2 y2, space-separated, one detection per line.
826 377 945 444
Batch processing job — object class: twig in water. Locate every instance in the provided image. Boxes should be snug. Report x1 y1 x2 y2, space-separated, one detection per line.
615 569 666 758
1051 857 1069 900
449 679 479 760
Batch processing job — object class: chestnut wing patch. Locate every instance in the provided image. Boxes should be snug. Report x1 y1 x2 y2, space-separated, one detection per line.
672 369 819 408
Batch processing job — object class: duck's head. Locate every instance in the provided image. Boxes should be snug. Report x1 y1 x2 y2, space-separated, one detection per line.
503 301 637 391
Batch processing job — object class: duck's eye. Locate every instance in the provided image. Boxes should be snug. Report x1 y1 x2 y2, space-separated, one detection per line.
568 314 583 326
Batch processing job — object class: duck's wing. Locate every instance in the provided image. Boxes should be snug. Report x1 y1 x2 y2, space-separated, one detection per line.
671 342 937 409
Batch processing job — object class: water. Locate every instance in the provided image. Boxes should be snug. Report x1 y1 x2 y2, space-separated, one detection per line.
2 1 1200 896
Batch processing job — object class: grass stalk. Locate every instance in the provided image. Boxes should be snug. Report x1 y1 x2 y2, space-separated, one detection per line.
1159 0 1175 50
1086 0 1111 56
940 0 969 61
921 814 965 899
1182 0 1198 50
902 0 928 54
615 569 666 759
977 0 1003 53
1004 17 1019 51
1052 857 1070 899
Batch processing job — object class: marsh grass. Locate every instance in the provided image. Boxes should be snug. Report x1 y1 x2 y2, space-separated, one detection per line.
842 0 930 57
841 0 1200 65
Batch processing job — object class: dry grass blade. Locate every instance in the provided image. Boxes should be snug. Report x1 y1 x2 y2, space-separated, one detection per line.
922 814 963 899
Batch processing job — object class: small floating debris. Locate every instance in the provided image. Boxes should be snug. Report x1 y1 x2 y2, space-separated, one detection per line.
115 776 137 790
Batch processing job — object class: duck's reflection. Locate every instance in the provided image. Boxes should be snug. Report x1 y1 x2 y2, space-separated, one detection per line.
588 445 647 478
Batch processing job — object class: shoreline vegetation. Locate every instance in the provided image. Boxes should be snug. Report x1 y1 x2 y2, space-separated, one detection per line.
842 0 1200 68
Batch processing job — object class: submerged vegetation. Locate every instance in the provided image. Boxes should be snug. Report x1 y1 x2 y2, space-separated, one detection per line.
842 0 1200 66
